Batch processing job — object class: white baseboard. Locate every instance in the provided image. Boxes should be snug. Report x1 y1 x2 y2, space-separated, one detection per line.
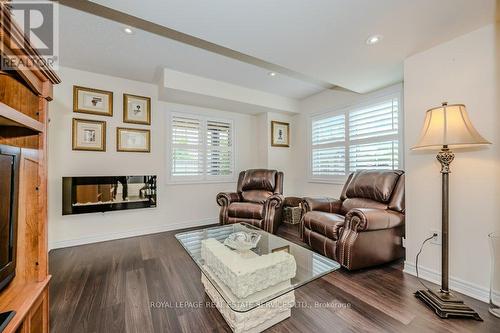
48 217 218 251
404 261 490 303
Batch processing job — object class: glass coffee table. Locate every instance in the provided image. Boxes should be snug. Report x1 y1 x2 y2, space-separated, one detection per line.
176 223 340 333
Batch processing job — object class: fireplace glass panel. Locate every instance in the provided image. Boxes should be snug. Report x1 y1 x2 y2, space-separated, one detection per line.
63 176 156 215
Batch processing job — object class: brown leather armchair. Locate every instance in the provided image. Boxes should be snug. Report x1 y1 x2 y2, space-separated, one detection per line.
217 169 284 234
301 170 405 270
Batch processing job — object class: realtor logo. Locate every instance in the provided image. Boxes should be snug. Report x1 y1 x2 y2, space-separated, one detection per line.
1 1 59 70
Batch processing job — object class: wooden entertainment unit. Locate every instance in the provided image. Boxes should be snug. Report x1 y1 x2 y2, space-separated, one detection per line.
0 4 60 333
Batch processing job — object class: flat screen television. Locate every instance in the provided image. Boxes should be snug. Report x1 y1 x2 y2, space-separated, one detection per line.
0 145 20 292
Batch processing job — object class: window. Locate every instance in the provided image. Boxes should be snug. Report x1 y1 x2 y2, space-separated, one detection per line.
170 113 234 182
310 94 401 182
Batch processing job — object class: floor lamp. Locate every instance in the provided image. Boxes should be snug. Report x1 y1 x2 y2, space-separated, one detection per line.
412 102 490 320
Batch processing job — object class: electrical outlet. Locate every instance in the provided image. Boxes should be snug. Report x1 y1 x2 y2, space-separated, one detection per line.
430 230 442 245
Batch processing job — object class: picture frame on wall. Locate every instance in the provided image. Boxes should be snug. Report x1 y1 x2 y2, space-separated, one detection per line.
72 118 106 151
73 86 113 116
123 93 151 125
271 121 290 147
116 127 151 153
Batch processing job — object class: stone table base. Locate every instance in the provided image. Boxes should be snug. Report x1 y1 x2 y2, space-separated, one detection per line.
201 274 295 333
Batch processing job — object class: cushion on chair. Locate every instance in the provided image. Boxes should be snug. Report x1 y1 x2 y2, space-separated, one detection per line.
241 190 273 204
302 211 345 240
344 170 403 203
241 169 277 191
228 202 263 219
340 198 388 215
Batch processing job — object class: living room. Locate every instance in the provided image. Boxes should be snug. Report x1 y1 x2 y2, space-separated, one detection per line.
0 0 498 332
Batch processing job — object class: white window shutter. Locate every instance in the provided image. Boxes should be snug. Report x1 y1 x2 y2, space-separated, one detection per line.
170 114 234 182
349 99 398 141
349 140 399 171
171 116 203 178
310 94 401 180
311 114 346 177
206 120 233 177
312 147 346 176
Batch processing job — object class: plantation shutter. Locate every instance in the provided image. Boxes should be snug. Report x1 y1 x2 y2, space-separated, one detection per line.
311 114 346 176
310 94 401 180
206 120 233 177
171 116 203 178
349 99 398 141
348 98 399 171
349 140 399 171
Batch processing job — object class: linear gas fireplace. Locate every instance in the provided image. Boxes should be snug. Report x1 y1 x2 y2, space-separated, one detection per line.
62 175 157 215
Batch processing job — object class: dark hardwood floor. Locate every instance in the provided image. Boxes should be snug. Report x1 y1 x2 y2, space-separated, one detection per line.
49 223 497 333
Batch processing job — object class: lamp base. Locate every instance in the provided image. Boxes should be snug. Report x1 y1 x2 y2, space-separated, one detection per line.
415 289 482 321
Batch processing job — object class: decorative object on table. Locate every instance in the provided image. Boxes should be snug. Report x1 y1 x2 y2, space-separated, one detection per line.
489 232 500 318
116 127 151 152
283 196 303 225
72 118 106 151
123 93 151 125
73 86 113 116
271 121 290 147
412 102 490 320
224 231 261 251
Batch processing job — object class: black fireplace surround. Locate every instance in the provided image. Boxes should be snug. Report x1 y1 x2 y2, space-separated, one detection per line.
62 175 157 215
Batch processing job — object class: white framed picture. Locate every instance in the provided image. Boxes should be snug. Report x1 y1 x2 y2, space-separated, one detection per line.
116 127 151 153
271 121 290 147
72 118 106 151
123 94 151 125
73 86 113 116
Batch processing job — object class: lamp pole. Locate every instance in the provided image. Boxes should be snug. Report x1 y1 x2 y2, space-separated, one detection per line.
436 144 454 293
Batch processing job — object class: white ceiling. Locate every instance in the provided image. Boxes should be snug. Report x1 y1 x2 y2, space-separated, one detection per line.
58 0 495 99
57 5 323 99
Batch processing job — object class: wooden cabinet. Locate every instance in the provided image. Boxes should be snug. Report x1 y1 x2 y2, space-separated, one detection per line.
12 287 48 333
0 3 60 333
28 288 48 333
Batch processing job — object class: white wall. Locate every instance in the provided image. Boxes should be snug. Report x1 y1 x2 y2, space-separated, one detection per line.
48 67 260 249
253 112 298 196
403 24 499 301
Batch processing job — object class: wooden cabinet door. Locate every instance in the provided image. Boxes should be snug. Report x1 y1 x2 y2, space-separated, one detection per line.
27 288 48 333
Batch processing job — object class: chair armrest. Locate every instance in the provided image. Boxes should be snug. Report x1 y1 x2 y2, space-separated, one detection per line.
302 197 342 214
263 194 285 233
263 194 285 210
345 208 404 232
216 192 241 206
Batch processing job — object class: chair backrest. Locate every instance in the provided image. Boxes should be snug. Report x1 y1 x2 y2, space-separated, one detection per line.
237 169 283 204
340 170 405 214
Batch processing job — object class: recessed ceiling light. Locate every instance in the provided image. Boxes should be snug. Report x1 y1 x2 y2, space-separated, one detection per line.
366 34 383 45
268 72 277 77
123 27 134 35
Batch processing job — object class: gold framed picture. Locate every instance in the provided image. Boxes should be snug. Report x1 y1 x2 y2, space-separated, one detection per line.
123 93 151 125
72 118 106 151
73 86 113 116
271 121 290 147
116 127 151 153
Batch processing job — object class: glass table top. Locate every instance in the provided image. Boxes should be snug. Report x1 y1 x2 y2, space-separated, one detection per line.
175 223 340 312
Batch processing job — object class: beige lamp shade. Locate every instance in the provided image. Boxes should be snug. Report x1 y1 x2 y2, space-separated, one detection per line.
412 103 491 150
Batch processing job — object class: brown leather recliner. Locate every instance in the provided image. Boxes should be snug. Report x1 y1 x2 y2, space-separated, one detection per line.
217 169 284 234
301 170 405 270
